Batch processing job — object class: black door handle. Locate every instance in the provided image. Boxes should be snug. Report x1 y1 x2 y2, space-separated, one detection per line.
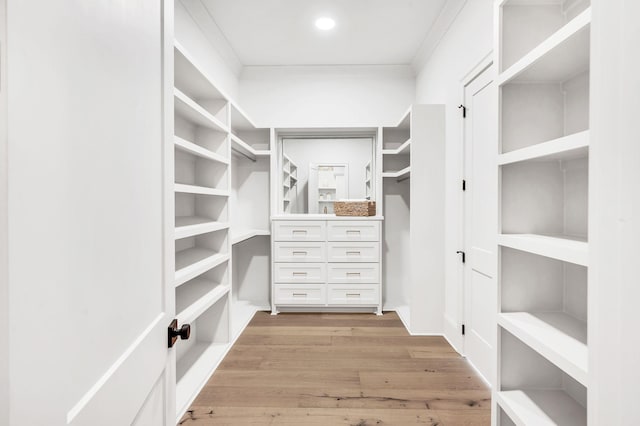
168 319 191 348
456 250 466 264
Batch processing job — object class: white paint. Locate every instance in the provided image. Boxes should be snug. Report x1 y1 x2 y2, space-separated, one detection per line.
590 0 640 423
415 0 494 350
6 0 172 424
239 65 416 128
200 0 446 66
0 0 7 422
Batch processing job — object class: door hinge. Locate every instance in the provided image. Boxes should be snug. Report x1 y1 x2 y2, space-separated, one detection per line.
462 180 466 191
462 324 466 335
458 104 467 118
456 250 466 264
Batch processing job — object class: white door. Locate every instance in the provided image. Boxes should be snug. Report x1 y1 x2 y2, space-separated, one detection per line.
5 1 177 425
462 63 498 382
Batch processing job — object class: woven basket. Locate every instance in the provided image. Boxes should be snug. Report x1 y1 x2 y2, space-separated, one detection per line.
333 200 376 217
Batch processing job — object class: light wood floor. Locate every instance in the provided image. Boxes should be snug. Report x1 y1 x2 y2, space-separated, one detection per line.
179 312 491 425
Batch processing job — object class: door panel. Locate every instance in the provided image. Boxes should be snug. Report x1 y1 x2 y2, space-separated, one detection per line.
463 64 498 383
6 1 173 424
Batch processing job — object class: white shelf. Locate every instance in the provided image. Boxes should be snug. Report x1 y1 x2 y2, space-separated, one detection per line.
175 249 229 287
382 138 411 155
498 234 588 266
230 134 270 161
175 217 229 240
496 390 586 426
498 9 591 85
176 342 230 421
382 166 411 182
174 88 228 133
499 131 589 165
499 312 587 386
174 183 230 197
174 136 229 165
176 280 230 324
230 229 270 245
174 42 227 103
231 300 264 340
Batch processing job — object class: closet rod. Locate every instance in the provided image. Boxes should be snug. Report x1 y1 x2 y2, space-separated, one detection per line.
231 146 257 162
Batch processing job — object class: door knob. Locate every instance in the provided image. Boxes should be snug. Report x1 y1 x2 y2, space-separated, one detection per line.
168 319 191 348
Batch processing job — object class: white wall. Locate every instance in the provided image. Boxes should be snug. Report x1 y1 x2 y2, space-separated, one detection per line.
239 65 415 128
175 0 240 101
0 0 7 421
414 0 494 348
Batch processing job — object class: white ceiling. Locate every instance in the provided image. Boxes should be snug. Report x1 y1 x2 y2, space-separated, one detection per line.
199 0 449 66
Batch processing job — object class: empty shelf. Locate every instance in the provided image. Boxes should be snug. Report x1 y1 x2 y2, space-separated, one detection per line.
382 138 411 155
174 42 227 103
175 249 229 287
230 134 270 161
230 229 270 245
498 9 591 85
176 279 230 324
382 166 411 182
174 88 228 133
174 136 229 165
499 131 589 165
175 217 229 240
497 390 586 426
499 312 587 386
174 183 230 197
498 234 588 266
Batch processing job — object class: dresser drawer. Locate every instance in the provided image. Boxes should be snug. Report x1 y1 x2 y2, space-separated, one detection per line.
274 263 326 283
327 221 380 241
327 242 379 263
327 263 379 283
274 221 326 241
274 285 326 305
274 242 326 263
327 284 379 305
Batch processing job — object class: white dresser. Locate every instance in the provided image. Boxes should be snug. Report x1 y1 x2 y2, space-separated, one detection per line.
271 215 384 314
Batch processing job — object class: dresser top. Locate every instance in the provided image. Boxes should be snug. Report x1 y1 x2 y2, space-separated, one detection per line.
272 214 384 221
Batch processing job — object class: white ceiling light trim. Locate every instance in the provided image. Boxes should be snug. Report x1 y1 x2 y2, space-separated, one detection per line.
315 17 336 31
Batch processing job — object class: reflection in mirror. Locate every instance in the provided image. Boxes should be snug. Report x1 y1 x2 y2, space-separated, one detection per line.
281 137 375 214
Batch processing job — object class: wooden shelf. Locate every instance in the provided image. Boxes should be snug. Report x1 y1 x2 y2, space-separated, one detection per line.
382 138 411 155
230 229 270 245
498 9 591 85
498 234 588 266
230 134 270 161
174 88 228 133
382 166 411 182
176 280 230 324
175 183 230 197
174 42 227 103
496 390 586 426
176 342 230 421
174 136 229 165
175 217 229 240
175 249 229 287
499 312 587 386
499 131 589 165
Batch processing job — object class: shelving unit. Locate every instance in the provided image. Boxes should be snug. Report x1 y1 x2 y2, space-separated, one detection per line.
364 162 372 199
382 110 411 181
281 154 298 213
495 1 591 424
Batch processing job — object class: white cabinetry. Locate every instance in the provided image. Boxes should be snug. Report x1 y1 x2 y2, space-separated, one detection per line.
494 1 591 424
271 217 383 314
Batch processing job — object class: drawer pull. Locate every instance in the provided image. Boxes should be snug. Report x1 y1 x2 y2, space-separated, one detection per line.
292 293 307 297
346 293 361 297
346 251 361 256
346 230 361 235
292 230 308 236
292 251 308 256
346 272 361 277
292 272 308 277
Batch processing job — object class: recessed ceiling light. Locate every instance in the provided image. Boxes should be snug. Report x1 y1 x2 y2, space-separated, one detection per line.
315 17 336 31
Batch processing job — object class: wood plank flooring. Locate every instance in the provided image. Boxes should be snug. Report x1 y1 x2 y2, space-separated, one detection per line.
179 312 491 425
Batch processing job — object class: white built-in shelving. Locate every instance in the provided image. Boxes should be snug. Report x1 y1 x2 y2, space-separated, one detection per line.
172 31 272 421
495 1 591 424
382 110 411 182
281 154 298 213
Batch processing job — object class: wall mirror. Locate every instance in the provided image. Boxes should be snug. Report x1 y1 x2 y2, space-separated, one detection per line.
278 134 376 214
